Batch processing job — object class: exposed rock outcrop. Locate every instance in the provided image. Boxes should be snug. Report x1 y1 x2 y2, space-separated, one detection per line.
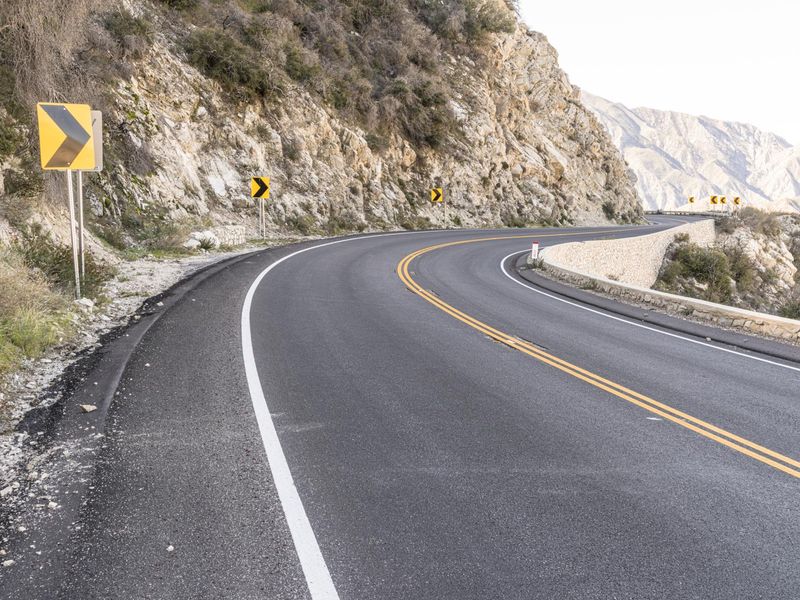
47 1 641 245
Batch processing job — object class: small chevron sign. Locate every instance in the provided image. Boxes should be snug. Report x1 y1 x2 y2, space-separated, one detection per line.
720 196 727 205
251 177 270 199
710 196 719 205
688 196 695 204
733 196 742 206
430 188 443 203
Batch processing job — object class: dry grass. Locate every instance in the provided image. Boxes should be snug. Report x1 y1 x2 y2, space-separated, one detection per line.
0 248 72 378
0 0 99 108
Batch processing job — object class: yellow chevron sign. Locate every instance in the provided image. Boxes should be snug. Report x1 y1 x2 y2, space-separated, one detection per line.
720 196 727 204
733 196 741 205
710 196 719 205
431 188 443 203
36 103 95 170
688 196 695 204
251 177 270 199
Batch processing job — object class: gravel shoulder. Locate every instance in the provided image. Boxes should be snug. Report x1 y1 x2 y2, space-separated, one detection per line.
0 238 307 568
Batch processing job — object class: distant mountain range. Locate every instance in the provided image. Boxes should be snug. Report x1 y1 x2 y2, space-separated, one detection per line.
583 93 800 212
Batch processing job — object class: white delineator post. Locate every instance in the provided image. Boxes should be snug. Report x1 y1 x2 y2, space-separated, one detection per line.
531 241 540 261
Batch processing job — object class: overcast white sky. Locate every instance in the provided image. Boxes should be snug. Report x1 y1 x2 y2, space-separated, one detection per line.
518 1 799 144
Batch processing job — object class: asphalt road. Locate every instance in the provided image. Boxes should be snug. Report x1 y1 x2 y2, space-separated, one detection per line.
3 218 800 599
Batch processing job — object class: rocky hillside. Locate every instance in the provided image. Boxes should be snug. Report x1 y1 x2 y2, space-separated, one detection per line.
655 209 800 317
1 0 639 251
584 93 800 213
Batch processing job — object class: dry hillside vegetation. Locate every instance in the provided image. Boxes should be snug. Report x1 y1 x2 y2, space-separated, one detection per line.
655 209 800 318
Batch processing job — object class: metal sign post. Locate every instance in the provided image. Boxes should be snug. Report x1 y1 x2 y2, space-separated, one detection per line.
262 199 267 238
77 170 85 278
65 170 81 299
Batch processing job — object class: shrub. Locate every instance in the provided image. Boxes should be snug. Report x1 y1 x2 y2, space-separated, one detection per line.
399 214 433 230
325 212 366 235
0 247 72 378
286 214 318 235
159 0 198 9
284 43 318 83
183 29 277 101
779 301 800 320
103 9 152 42
724 247 757 294
656 242 733 303
601 200 616 221
14 224 115 299
415 0 516 44
737 207 784 239
501 212 526 228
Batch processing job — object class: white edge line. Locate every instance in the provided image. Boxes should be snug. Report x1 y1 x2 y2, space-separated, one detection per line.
241 231 424 600
499 250 800 374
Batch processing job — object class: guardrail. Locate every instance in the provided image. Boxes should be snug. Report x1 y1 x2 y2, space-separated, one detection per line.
645 210 732 218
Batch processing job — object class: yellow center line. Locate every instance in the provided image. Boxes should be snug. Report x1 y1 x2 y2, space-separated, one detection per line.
396 234 800 480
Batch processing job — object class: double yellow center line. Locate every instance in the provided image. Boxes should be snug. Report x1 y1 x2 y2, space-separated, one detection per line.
397 234 800 479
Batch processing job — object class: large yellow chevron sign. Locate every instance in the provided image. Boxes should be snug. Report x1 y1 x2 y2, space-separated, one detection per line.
37 103 96 170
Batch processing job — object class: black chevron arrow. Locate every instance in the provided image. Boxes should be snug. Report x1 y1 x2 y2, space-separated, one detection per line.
252 177 269 198
431 188 442 203
42 105 91 169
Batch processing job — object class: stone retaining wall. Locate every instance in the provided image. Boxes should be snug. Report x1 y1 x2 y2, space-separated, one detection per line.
543 220 716 288
540 220 800 343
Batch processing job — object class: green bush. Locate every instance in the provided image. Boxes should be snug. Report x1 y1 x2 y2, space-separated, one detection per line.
104 10 152 43
501 212 527 228
284 43 318 83
286 214 318 235
721 207 784 239
601 200 616 221
0 247 73 379
416 0 516 44
656 242 733 303
725 247 757 294
15 225 115 299
399 214 433 230
159 0 198 9
183 29 277 101
779 301 800 320
325 212 366 235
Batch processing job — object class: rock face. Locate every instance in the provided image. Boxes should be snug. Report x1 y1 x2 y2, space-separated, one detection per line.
78 5 640 240
584 92 800 213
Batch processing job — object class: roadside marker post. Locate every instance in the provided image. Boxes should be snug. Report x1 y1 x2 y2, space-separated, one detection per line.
36 102 96 299
531 241 540 261
251 177 270 238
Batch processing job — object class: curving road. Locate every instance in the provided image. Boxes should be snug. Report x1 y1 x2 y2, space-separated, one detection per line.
4 218 800 599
